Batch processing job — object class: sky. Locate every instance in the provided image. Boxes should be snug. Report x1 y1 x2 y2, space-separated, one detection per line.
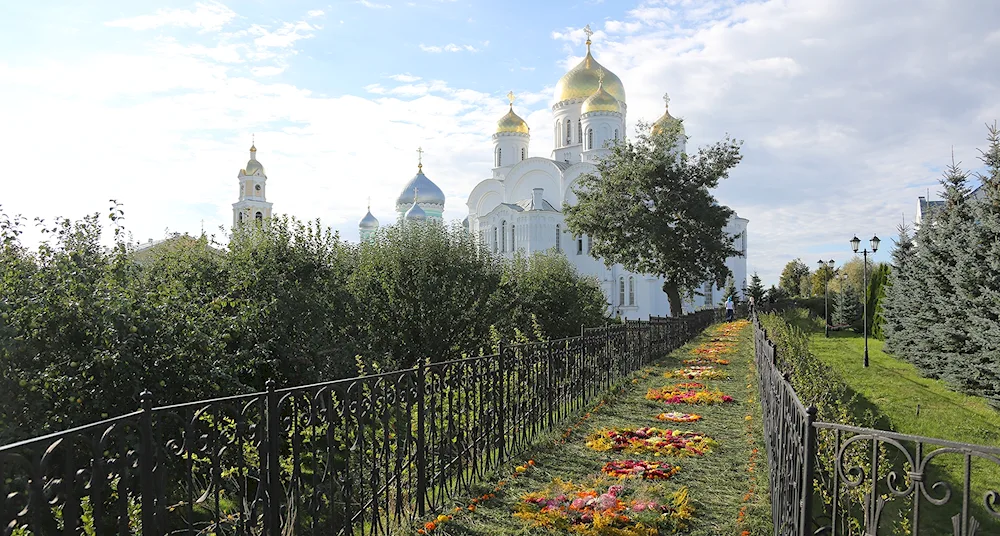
2 0 999 285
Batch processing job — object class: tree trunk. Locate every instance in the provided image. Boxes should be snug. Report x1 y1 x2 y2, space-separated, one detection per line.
662 280 683 317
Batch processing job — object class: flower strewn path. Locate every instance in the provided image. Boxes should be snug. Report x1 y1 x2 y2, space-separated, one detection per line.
414 319 771 535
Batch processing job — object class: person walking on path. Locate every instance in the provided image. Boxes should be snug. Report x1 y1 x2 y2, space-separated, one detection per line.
747 296 755 319
725 296 735 322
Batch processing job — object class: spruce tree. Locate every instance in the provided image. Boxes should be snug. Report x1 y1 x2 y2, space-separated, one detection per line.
746 272 765 303
881 224 915 353
965 123 1000 405
833 283 862 330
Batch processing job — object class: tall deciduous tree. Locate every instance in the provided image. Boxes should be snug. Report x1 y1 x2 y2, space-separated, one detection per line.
778 259 810 296
563 120 743 316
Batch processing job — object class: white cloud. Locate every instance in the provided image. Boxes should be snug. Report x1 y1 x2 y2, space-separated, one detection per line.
9 0 1000 290
358 0 391 8
307 9 325 17
105 1 237 32
420 43 479 53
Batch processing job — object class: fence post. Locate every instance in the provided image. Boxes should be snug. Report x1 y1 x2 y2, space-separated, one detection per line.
497 340 506 464
801 405 818 536
139 391 157 536
415 361 427 516
546 341 554 429
580 326 588 406
265 379 281 536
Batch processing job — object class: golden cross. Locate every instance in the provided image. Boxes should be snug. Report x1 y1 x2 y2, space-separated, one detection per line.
583 24 593 42
663 93 670 107
507 90 516 106
416 146 424 166
596 67 605 85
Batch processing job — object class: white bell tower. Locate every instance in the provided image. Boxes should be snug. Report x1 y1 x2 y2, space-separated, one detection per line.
232 139 274 228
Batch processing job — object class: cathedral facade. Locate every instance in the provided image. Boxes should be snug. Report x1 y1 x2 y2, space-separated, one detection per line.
463 30 748 318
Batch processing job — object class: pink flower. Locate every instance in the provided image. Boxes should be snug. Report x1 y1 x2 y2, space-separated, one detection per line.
607 485 624 497
570 497 589 510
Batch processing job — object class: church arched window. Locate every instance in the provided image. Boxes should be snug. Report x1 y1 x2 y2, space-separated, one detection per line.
628 276 635 306
521 148 525 161
496 147 502 167
511 224 516 250
238 212 244 224
587 128 593 150
493 227 498 253
255 211 263 222
501 220 507 251
576 235 583 255
619 277 626 306
565 119 571 145
555 224 561 252
577 120 582 144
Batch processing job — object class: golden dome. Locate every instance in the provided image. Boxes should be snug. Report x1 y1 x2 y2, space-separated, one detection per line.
652 93 681 135
554 41 626 104
496 105 529 134
581 82 621 115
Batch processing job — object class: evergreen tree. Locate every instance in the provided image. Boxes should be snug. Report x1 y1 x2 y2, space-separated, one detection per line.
882 224 917 354
746 272 766 303
867 263 891 339
964 123 1000 405
563 120 743 316
833 283 862 330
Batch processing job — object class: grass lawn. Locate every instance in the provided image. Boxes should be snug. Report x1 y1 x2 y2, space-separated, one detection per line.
792 314 1000 533
413 321 772 535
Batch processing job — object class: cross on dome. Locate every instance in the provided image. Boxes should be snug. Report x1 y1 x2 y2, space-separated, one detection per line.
663 93 670 108
507 90 516 106
583 24 593 43
596 67 605 86
417 146 424 169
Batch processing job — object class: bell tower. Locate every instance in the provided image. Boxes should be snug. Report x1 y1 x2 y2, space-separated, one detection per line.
232 139 274 228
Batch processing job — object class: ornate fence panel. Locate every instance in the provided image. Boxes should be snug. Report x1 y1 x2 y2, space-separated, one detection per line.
754 316 1000 536
0 310 718 536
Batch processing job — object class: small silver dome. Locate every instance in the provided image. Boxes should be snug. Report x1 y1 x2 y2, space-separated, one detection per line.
396 165 445 208
359 210 379 230
404 202 427 221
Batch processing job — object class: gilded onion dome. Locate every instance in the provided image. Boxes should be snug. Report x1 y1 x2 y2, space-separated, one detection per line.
652 93 682 135
359 208 379 231
581 80 621 115
242 144 265 177
396 163 446 207
496 106 529 134
554 31 626 104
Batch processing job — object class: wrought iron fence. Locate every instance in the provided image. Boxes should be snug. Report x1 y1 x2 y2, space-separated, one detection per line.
754 317 1000 535
0 310 720 536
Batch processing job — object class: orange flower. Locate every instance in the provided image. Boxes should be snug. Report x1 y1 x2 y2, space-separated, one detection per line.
423 521 435 531
468 505 476 511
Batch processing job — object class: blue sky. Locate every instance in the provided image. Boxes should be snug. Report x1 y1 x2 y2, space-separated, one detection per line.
2 0 999 285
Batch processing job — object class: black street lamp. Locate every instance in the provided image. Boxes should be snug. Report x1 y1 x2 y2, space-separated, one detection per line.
818 259 835 337
851 234 880 367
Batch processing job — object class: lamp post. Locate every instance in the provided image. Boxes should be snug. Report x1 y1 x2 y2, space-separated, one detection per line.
850 234 880 367
818 259 835 337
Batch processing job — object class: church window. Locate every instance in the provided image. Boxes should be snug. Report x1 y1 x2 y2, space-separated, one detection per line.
493 227 498 253
255 211 263 222
511 225 516 250
619 277 626 306
238 212 244 224
521 148 525 161
501 220 507 251
628 277 635 306
587 128 593 150
255 184 261 192
565 119 571 145
615 129 619 140
741 232 747 255
576 236 583 255
555 224 561 252
496 147 502 167
586 235 592 255
577 120 582 144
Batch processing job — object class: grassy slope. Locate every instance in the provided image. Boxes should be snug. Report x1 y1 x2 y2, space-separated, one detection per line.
795 316 1000 533
417 322 772 535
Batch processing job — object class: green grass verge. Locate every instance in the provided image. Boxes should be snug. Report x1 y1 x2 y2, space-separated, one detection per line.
412 322 772 535
790 313 1000 533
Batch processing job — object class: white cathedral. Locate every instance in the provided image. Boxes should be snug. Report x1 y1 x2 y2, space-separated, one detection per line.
233 29 748 318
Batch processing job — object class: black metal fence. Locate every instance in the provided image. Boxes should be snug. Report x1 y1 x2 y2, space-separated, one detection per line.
0 310 719 535
754 317 1000 535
